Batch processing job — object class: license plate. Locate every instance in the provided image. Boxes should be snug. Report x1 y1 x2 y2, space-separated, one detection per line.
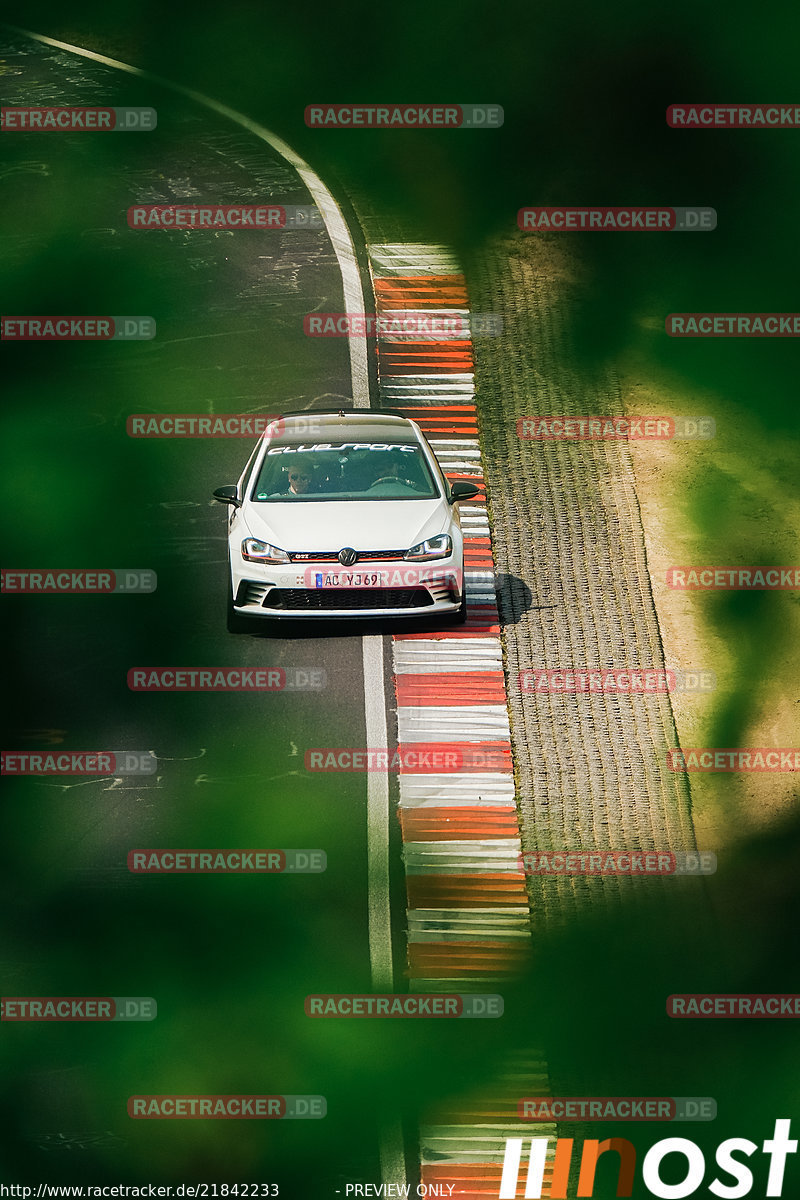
314 572 385 588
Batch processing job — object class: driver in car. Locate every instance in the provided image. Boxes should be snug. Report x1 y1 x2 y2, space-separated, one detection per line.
271 467 314 496
368 455 419 494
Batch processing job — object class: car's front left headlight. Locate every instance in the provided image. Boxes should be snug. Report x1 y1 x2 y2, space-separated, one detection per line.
241 538 290 564
404 535 452 561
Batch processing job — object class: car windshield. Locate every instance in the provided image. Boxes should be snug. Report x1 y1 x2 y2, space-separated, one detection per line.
250 442 439 502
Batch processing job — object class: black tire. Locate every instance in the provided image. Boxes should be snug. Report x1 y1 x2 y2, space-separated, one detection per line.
443 590 468 626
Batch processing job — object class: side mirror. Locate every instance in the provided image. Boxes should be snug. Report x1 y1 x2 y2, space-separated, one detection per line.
213 485 241 508
450 481 480 503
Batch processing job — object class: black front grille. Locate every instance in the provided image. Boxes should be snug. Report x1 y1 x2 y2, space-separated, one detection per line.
262 588 433 611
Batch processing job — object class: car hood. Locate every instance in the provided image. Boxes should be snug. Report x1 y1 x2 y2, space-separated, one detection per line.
242 497 451 553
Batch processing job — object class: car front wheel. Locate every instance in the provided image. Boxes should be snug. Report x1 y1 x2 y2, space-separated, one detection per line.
443 589 468 626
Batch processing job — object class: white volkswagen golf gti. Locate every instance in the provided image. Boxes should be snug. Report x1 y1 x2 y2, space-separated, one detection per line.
214 410 478 630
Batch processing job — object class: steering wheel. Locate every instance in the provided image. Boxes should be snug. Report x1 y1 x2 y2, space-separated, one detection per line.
369 476 421 490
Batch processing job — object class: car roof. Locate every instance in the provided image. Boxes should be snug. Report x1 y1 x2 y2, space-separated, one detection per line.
269 410 421 445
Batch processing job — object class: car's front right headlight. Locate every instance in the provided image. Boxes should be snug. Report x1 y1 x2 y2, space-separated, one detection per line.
404 534 452 561
241 538 290 564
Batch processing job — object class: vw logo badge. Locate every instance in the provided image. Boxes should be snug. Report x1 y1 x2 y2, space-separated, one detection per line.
338 547 358 566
